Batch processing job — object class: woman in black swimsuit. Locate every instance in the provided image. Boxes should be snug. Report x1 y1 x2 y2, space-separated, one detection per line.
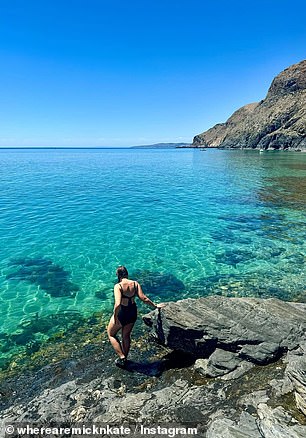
107 266 164 367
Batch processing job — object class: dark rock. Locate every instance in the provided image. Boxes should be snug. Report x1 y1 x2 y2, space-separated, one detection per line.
0 311 84 361
131 270 185 297
193 60 306 150
239 342 281 364
215 249 256 267
6 257 79 298
94 289 108 300
195 349 241 377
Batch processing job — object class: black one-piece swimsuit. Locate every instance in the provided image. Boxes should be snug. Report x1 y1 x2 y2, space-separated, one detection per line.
117 282 138 326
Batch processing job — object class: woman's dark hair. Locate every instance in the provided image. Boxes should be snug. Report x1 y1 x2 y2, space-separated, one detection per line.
116 266 129 282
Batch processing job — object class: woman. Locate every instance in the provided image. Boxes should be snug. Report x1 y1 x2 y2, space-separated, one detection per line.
107 266 164 367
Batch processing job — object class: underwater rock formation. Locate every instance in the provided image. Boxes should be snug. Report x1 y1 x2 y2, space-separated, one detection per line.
94 289 108 300
6 257 79 298
0 311 84 369
131 270 185 297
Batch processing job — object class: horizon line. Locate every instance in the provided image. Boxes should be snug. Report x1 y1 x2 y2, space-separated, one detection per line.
0 146 155 150
0 143 191 150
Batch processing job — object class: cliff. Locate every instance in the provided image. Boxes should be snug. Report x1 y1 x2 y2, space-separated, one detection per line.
193 60 306 150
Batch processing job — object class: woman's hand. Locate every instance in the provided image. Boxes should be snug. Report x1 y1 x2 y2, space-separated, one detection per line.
156 303 166 308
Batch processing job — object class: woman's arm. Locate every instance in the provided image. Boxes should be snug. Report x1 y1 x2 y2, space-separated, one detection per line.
136 282 164 309
113 284 122 323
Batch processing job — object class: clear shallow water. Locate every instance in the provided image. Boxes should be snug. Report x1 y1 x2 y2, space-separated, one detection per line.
0 148 305 364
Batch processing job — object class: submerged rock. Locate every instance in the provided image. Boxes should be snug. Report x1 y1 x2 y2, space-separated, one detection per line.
215 248 256 267
131 270 185 297
0 311 86 367
94 289 108 300
6 257 79 297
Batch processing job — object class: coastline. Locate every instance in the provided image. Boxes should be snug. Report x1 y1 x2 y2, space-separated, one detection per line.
1 296 305 436
177 145 306 151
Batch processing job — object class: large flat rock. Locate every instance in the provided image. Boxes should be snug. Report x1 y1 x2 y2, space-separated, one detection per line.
143 296 306 366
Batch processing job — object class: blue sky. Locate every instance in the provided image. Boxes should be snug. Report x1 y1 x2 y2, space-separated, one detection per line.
0 0 305 147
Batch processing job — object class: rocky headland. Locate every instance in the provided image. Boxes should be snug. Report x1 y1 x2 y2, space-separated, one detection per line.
193 60 306 150
0 296 305 437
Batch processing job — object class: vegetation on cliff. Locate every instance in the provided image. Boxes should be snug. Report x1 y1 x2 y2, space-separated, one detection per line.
193 60 306 150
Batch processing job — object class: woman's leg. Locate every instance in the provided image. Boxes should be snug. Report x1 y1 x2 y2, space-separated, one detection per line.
121 322 135 358
107 315 125 359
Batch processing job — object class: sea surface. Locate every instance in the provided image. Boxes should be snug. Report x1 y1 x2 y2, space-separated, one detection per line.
0 148 305 366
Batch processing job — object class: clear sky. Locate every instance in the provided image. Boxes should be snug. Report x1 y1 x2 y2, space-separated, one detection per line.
0 0 305 147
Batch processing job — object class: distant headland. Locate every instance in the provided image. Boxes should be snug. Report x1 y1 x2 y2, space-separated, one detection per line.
193 60 306 151
130 142 190 149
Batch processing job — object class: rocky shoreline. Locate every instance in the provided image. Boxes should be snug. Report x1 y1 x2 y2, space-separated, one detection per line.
0 296 305 437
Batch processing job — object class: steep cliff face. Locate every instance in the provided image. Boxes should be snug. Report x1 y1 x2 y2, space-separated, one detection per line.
193 60 306 150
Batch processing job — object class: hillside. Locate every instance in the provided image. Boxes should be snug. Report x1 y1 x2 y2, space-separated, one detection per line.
193 60 306 150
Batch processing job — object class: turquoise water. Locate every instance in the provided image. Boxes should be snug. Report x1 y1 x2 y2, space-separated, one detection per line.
0 148 305 364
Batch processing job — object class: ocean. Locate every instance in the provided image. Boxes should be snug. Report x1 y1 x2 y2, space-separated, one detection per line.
0 148 305 366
